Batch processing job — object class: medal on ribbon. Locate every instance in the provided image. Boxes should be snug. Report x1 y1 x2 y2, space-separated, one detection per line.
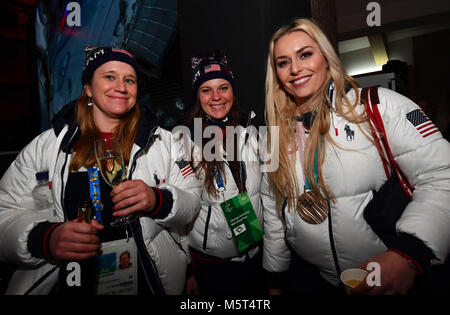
296 148 329 224
296 190 329 224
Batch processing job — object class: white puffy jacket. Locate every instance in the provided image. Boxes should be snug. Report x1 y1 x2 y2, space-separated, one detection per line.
0 103 201 294
188 113 263 259
262 87 450 286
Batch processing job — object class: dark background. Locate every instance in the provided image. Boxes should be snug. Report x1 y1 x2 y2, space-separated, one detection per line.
178 0 311 126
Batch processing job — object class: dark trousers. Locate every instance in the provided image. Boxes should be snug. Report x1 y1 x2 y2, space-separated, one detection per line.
287 251 345 296
288 250 450 295
191 248 266 296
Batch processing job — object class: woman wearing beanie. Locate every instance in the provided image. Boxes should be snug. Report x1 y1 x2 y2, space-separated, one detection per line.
184 50 265 295
0 46 201 294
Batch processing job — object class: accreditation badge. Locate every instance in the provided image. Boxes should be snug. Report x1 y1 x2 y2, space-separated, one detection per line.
95 238 138 295
220 192 263 253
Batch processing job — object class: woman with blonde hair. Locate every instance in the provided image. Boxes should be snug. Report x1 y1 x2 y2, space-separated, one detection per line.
262 19 450 295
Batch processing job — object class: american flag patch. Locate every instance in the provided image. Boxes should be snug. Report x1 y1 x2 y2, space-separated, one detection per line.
176 159 194 178
204 64 221 73
406 109 439 138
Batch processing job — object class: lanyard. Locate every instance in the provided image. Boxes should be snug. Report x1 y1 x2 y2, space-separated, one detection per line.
296 121 319 191
88 167 103 224
213 165 226 200
213 161 248 198
304 149 319 190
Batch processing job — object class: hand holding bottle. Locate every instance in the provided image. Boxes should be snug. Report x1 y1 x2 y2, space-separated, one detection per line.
48 219 104 261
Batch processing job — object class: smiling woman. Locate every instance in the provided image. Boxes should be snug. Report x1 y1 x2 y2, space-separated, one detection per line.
71 46 140 172
183 50 265 295
262 18 450 296
85 61 138 131
0 46 202 295
198 78 233 119
273 31 328 111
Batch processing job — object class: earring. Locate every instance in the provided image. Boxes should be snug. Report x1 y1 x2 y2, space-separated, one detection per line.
87 98 93 107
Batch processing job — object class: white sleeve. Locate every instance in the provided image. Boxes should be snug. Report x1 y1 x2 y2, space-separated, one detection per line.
377 88 450 263
0 131 55 265
153 131 201 228
261 171 291 272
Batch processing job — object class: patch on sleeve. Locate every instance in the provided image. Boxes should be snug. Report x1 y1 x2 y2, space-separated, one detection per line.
406 109 439 138
175 159 194 178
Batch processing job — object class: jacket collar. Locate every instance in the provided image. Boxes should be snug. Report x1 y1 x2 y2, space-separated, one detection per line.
134 104 159 149
51 101 160 153
297 81 353 128
51 100 79 153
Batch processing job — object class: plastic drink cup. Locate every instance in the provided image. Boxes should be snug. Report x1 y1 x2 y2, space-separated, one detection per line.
340 268 368 294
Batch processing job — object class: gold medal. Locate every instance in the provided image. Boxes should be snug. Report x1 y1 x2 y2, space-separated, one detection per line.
296 190 329 224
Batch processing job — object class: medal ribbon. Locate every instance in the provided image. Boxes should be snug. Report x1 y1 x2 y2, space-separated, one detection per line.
213 165 225 191
88 167 103 224
296 120 318 190
304 149 319 190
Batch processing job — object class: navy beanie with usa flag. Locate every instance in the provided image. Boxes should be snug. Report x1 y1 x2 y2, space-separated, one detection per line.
191 50 234 99
81 46 138 86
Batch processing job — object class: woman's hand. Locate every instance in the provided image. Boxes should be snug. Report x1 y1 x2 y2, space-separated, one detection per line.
111 180 156 217
351 250 418 295
49 219 103 261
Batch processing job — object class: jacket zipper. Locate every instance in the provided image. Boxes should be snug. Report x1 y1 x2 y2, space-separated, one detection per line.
327 203 342 283
324 84 344 285
60 153 69 222
60 126 79 222
281 199 287 223
202 205 212 251
131 220 165 295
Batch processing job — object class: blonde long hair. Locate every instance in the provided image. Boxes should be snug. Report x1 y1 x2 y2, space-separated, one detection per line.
69 90 140 171
265 18 367 211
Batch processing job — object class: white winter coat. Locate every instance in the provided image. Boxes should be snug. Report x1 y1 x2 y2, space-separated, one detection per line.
262 87 450 286
188 114 263 259
0 105 201 294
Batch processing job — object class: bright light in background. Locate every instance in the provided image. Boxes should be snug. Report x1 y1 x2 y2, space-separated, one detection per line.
339 36 385 76
368 34 389 66
338 37 371 54
347 65 383 76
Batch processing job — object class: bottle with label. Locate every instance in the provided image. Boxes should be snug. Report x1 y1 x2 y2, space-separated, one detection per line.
32 171 53 210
